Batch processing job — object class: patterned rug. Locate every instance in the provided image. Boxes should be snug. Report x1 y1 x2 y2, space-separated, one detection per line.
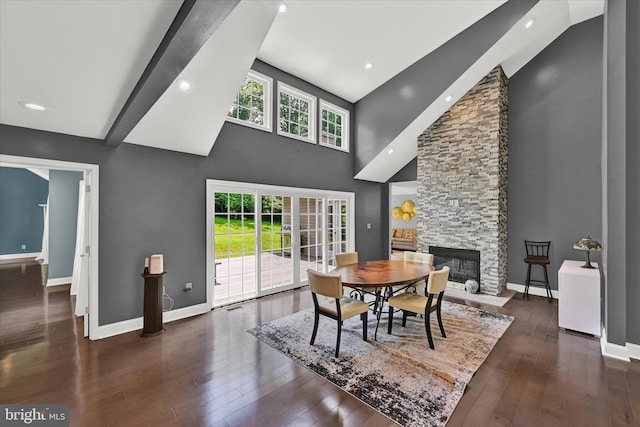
248 301 513 427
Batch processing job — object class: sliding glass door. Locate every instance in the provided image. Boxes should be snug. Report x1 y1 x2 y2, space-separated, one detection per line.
260 194 293 292
206 181 354 308
213 192 257 303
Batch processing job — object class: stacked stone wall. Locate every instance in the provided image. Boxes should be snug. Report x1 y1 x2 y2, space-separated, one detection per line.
417 66 508 295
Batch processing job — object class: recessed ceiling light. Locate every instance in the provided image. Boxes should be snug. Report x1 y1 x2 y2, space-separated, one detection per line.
176 78 193 93
19 101 47 111
365 63 373 70
445 94 453 102
525 18 535 29
388 149 394 154
278 2 287 13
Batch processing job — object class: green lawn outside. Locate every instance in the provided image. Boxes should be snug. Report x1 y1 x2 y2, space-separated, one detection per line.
214 216 285 258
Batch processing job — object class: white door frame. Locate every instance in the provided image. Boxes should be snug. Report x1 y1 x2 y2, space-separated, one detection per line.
0 154 99 339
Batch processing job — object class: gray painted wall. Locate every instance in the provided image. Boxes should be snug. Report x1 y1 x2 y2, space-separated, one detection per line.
0 167 48 255
48 170 83 279
0 60 386 325
603 0 638 347
354 0 538 173
389 158 417 183
626 0 640 346
508 16 603 291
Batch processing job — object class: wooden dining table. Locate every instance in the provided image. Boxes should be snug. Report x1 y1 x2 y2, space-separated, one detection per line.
331 259 434 291
331 259 434 339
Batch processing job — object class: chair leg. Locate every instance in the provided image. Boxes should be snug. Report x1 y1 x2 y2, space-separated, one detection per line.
524 263 532 299
425 312 434 350
335 320 342 358
310 310 319 345
387 303 394 334
361 311 368 341
543 264 552 302
436 304 446 338
401 310 408 327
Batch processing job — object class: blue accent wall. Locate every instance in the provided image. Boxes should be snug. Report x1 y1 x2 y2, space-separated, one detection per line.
0 167 48 255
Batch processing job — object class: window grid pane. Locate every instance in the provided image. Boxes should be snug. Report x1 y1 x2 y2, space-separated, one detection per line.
227 71 271 131
278 83 315 142
319 100 349 151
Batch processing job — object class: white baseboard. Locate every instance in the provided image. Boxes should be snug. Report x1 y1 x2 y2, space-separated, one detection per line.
0 252 39 261
96 303 209 340
98 317 142 340
162 302 208 323
47 276 72 286
625 342 640 361
507 282 558 299
600 327 631 361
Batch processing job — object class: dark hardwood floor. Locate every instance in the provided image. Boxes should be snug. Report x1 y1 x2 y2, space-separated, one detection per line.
1 259 638 426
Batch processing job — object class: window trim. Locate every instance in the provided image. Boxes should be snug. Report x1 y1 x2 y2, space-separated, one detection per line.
319 99 349 152
226 69 273 133
277 82 316 144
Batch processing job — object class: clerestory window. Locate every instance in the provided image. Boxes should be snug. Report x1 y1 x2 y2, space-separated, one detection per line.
277 82 316 144
227 70 273 132
319 100 349 152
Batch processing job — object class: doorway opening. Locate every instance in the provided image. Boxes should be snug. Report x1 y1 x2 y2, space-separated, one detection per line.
389 181 418 259
0 154 99 339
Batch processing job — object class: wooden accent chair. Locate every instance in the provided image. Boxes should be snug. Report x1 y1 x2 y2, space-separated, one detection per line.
385 266 450 349
523 240 552 302
307 269 369 357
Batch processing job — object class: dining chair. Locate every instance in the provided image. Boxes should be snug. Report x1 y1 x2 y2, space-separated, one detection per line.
383 266 450 349
334 251 361 297
307 269 369 357
403 251 434 294
335 252 358 267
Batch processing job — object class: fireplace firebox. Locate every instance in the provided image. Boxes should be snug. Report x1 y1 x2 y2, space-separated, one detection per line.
429 246 480 285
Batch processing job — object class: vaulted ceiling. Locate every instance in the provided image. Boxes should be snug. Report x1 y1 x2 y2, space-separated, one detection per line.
0 0 603 180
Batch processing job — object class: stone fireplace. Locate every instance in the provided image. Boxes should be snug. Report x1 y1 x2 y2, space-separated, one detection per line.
417 66 508 295
430 246 481 289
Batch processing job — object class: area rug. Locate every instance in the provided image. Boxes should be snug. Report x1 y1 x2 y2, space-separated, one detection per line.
248 301 513 427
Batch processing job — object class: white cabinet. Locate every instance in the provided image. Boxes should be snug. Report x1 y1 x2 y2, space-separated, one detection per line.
558 260 601 336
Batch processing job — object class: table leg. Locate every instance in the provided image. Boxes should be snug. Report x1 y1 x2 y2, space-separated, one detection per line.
374 286 391 340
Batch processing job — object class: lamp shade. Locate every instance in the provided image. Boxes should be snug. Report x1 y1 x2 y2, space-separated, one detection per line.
573 236 602 268
573 236 603 252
